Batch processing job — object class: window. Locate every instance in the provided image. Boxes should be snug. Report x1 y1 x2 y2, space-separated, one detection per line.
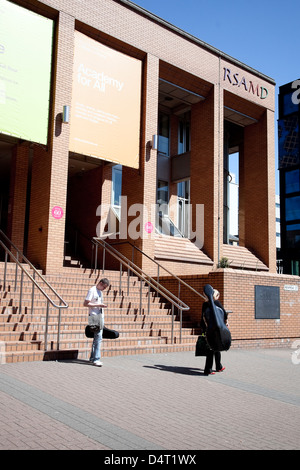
178 114 190 154
278 116 299 169
158 113 170 156
112 165 122 218
157 180 168 213
286 223 300 249
283 92 299 116
177 180 190 237
156 180 182 237
285 169 300 194
285 196 300 221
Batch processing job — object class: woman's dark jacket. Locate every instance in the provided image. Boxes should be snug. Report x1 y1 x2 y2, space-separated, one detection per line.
200 300 227 334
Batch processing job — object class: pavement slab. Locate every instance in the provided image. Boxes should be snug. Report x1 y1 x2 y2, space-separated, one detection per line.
0 348 299 453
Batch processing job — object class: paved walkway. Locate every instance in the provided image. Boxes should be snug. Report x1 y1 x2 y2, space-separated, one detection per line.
0 347 300 453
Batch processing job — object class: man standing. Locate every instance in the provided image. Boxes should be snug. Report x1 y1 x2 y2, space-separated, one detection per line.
84 278 110 366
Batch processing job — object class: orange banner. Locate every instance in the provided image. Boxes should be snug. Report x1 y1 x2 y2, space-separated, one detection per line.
70 32 142 169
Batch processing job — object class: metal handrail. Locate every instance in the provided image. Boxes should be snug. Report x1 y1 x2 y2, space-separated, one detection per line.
0 230 68 351
93 237 191 343
109 239 207 303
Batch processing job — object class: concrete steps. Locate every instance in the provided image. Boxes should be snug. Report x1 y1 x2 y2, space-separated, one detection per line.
222 244 268 271
0 263 200 363
154 235 213 265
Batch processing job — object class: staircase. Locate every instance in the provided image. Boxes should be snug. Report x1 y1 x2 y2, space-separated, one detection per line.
222 245 268 271
155 235 213 266
0 263 201 363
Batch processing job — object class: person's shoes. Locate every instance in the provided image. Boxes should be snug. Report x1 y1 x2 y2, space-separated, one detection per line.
93 360 103 367
204 371 215 375
217 367 225 372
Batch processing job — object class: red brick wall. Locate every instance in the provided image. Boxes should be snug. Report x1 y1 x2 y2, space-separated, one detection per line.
7 0 276 280
240 111 276 272
7 145 29 254
191 88 220 264
26 12 74 272
160 270 300 348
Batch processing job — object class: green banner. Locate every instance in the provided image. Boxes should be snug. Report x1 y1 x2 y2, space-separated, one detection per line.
0 0 53 144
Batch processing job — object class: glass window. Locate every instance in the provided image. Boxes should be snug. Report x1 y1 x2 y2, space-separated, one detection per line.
285 169 300 194
278 116 299 169
177 180 190 199
286 223 300 249
157 180 168 212
177 180 190 237
285 196 300 221
112 165 122 207
158 113 170 156
287 223 300 231
178 115 190 154
283 92 299 116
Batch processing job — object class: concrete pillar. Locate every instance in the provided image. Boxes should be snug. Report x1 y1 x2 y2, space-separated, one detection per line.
190 86 223 267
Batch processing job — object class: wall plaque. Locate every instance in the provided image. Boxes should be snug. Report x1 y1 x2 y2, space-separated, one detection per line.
255 285 280 319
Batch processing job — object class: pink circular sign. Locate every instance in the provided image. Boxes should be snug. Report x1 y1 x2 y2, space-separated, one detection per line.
145 221 153 233
51 206 64 220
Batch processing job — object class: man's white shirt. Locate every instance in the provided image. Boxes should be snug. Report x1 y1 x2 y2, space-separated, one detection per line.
86 285 104 321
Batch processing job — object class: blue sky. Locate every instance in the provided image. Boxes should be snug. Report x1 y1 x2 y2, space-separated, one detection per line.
132 0 300 195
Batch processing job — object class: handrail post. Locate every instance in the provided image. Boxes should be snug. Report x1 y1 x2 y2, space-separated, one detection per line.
91 244 94 271
178 281 182 343
19 269 24 315
31 271 35 315
102 246 105 274
119 262 122 295
179 308 182 343
95 243 98 271
148 282 150 315
139 278 142 315
127 265 130 296
14 252 18 291
171 304 174 344
57 305 62 350
3 251 7 291
44 300 50 352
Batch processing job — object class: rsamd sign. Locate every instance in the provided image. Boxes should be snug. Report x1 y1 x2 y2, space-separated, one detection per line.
223 67 268 99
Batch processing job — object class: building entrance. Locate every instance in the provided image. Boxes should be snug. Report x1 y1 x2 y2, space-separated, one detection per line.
65 155 104 266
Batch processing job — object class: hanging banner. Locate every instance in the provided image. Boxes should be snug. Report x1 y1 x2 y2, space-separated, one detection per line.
70 31 142 169
0 0 53 144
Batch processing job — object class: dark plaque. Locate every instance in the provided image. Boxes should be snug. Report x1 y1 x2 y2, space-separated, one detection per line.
255 285 280 319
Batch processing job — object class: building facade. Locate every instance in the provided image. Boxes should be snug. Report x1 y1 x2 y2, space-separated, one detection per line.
0 0 277 277
278 80 300 275
1 0 299 350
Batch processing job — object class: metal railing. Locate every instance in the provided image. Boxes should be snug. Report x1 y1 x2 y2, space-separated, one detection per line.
111 239 207 303
0 230 68 351
92 237 206 343
97 238 207 303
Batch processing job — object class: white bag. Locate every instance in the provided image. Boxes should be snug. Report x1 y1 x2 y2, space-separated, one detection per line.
88 313 104 330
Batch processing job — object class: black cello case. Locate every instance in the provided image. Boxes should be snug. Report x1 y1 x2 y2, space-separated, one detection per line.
203 284 231 352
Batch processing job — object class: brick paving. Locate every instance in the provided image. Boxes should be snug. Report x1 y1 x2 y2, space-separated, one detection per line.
0 347 300 452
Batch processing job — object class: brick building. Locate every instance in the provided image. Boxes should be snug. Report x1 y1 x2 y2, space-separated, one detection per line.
0 0 299 349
